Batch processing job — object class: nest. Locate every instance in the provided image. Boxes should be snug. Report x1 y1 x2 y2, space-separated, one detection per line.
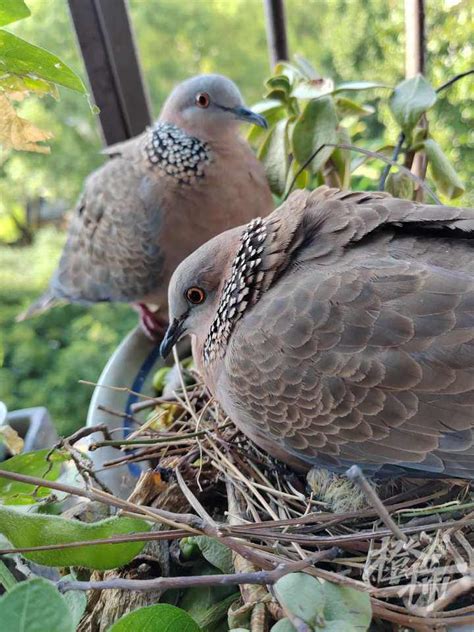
87 363 473 632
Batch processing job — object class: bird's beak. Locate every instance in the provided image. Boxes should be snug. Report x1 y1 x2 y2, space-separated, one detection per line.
159 317 186 359
230 106 268 129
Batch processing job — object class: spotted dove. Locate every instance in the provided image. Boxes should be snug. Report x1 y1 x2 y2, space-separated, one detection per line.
21 74 273 337
161 186 474 479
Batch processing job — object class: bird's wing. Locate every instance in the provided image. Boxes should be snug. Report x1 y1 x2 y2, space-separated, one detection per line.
224 245 474 478
221 187 474 477
47 155 164 307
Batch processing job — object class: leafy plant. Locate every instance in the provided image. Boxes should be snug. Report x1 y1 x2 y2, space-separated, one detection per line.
0 504 151 569
0 577 76 632
271 572 371 632
0 0 86 153
109 604 202 632
0 447 68 504
249 57 467 202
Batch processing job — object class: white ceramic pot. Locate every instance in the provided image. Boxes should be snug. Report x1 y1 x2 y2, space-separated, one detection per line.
85 327 168 497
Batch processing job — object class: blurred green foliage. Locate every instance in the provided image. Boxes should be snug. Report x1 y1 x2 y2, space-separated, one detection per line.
0 0 472 435
0 229 136 435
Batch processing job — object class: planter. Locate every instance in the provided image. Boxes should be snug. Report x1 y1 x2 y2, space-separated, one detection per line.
85 326 189 498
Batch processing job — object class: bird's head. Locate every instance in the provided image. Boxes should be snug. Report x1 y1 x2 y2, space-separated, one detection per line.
159 74 267 140
160 226 244 360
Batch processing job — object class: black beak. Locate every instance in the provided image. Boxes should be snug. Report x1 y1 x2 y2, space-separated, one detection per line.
226 106 268 129
159 317 186 358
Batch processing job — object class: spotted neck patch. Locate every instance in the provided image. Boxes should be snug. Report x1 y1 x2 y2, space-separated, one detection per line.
144 122 212 184
203 218 267 365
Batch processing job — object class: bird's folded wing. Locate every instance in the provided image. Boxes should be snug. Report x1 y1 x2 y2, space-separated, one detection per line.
224 259 474 477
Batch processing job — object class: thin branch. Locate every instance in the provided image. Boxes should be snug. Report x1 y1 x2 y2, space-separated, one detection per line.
327 144 441 203
436 69 474 94
58 547 340 593
346 465 408 543
379 132 405 190
0 528 190 556
0 468 202 532
285 143 440 203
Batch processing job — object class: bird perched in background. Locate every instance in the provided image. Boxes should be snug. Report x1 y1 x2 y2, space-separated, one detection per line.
20 74 273 338
161 186 474 479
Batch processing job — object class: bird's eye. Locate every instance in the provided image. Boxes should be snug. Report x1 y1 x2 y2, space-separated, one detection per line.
195 92 210 108
186 287 206 304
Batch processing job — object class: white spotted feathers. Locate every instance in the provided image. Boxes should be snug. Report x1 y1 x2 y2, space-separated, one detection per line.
145 122 212 184
203 218 267 364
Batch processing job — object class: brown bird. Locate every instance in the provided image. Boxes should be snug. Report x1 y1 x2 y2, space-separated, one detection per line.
161 186 474 478
20 74 273 338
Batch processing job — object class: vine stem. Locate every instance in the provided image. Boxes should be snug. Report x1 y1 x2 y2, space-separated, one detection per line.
58 547 340 593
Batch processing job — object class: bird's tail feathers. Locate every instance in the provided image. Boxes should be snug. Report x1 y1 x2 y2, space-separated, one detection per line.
16 291 62 322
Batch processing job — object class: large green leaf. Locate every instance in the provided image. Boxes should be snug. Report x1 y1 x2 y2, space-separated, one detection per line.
0 448 68 504
0 30 86 93
0 0 30 27
273 573 326 628
423 138 465 199
389 75 436 133
0 578 73 632
0 506 151 569
272 574 371 631
258 119 289 196
109 604 201 632
291 97 338 174
321 582 371 631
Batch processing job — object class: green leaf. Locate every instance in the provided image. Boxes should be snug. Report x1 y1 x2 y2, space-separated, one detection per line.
0 0 30 27
291 97 338 174
109 604 201 632
273 61 303 85
258 119 289 196
265 75 291 97
192 535 234 574
0 559 17 591
284 159 309 197
0 506 151 569
294 55 320 80
423 138 465 199
246 100 286 145
334 81 390 92
334 96 374 119
292 78 334 100
0 448 68 504
385 169 415 199
389 75 436 133
179 586 238 631
331 127 352 188
62 575 87 629
321 582 371 631
0 578 74 632
273 573 326 627
0 30 86 93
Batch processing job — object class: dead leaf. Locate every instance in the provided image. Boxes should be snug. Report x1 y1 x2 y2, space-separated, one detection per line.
0 424 24 455
0 93 53 153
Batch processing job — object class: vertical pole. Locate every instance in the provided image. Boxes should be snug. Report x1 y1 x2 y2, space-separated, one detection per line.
404 0 426 199
68 0 152 146
404 0 425 77
263 0 289 69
